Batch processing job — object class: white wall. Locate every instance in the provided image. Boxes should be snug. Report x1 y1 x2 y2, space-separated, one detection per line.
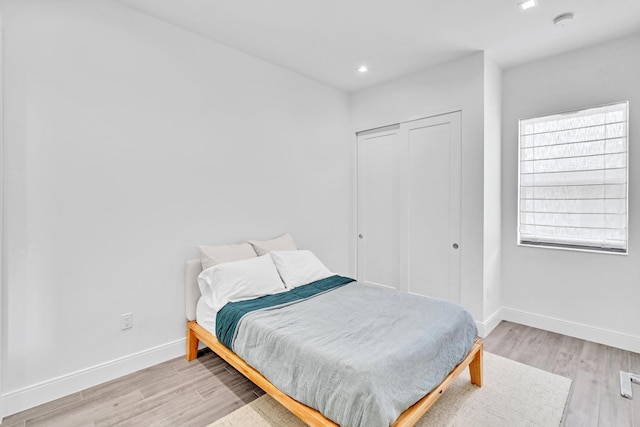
501 32 640 353
0 7 5 419
483 57 502 324
350 53 488 323
1 0 351 415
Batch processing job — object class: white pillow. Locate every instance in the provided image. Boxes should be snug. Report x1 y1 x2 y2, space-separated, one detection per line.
248 233 297 256
270 250 333 289
198 242 256 270
197 254 286 312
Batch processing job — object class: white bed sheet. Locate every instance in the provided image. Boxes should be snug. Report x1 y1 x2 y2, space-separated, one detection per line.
196 296 217 335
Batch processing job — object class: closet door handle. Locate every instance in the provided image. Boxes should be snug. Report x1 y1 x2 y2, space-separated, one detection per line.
358 234 364 239
452 243 459 249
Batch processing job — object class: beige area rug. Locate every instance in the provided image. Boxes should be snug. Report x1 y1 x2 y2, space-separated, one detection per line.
209 352 571 427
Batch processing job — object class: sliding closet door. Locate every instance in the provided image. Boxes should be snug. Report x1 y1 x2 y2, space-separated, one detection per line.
356 125 404 290
356 112 461 302
403 112 461 302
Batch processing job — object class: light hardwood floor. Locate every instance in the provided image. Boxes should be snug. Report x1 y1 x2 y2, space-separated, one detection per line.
485 321 639 427
2 321 638 426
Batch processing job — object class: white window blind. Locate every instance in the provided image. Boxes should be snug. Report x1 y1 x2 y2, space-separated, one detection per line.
518 101 629 253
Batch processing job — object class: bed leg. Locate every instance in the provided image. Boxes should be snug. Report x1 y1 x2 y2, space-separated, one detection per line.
469 342 483 387
186 321 199 361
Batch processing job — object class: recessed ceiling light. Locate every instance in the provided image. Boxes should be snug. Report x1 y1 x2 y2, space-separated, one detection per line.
518 0 537 10
357 65 369 73
553 13 574 26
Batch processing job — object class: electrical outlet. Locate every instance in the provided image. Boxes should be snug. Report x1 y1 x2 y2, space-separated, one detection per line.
121 313 133 330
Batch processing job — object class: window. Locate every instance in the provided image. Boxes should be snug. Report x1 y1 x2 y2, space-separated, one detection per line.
518 101 629 254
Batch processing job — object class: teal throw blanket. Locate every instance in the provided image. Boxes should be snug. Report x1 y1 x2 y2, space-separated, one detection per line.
216 275 355 349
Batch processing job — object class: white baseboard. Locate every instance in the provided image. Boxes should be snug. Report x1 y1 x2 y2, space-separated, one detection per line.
476 308 503 338
1 338 186 419
501 307 640 354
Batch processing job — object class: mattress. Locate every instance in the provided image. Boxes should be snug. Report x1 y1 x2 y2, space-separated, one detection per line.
198 277 477 427
196 295 217 333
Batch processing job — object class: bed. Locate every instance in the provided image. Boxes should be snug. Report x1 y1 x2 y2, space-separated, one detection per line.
185 249 483 427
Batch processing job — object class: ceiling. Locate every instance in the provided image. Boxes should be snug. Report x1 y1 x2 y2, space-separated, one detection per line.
115 0 640 92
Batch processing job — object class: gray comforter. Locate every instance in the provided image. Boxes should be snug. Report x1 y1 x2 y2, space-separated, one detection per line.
231 282 477 427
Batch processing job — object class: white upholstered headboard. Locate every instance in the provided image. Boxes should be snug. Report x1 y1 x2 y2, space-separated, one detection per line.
185 259 202 321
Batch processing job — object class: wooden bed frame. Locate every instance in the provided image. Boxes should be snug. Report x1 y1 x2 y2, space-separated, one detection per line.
186 320 483 427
